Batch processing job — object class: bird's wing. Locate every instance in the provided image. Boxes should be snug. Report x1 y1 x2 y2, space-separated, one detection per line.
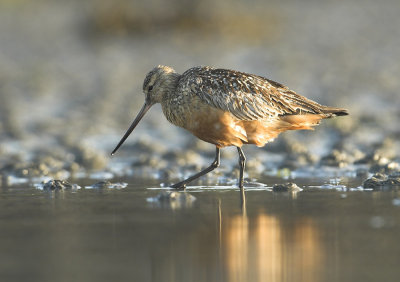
178 67 325 121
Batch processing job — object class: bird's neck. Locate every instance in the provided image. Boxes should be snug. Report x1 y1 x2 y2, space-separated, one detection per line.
159 73 187 127
161 73 181 101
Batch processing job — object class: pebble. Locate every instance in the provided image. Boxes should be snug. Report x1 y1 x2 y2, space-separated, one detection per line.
272 182 302 192
36 179 81 191
363 173 400 190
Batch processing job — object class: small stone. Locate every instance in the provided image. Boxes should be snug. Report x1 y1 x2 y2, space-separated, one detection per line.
41 179 80 191
272 182 302 192
385 175 400 186
363 173 400 190
363 173 387 189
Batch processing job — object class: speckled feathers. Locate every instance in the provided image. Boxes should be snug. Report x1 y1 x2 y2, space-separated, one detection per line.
141 65 348 148
178 66 346 120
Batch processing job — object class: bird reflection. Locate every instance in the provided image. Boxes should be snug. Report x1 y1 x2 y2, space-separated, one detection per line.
147 195 324 282
224 212 323 282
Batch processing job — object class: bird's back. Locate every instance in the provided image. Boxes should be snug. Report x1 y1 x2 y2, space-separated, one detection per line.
178 66 347 119
172 66 348 147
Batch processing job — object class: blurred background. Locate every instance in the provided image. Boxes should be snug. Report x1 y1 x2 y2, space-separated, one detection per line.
1 0 400 181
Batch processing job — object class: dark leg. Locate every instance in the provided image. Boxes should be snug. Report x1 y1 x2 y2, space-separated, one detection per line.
237 147 246 207
171 147 220 189
236 147 246 190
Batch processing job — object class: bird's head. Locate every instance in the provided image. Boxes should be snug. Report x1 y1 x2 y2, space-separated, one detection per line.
111 65 180 155
142 65 179 104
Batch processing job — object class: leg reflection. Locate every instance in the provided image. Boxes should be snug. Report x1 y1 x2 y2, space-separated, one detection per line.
224 213 323 282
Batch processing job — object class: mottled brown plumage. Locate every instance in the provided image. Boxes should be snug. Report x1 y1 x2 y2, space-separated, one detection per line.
112 65 348 192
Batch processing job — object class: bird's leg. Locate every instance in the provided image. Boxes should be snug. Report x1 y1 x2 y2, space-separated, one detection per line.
237 147 246 206
236 147 246 191
170 148 220 190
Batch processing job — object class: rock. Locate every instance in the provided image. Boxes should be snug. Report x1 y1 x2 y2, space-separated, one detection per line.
272 182 302 192
363 173 400 190
40 179 81 191
363 173 387 189
385 174 400 186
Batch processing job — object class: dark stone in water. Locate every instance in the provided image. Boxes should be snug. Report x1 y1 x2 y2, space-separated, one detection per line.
43 179 76 191
363 173 400 190
273 182 301 192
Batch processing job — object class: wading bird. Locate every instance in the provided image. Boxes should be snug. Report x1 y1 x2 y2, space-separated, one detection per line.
112 66 348 192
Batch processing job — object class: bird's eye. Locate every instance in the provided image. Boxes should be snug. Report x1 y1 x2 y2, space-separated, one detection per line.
148 85 153 91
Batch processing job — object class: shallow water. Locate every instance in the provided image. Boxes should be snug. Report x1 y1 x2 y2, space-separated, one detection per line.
1 177 400 282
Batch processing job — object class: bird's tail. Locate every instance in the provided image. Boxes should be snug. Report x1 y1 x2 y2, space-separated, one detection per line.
321 106 349 117
278 105 349 132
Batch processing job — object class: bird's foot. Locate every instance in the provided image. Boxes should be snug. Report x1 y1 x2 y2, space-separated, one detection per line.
170 182 186 190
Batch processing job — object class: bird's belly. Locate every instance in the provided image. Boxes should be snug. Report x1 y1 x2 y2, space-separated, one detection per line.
163 98 247 148
187 111 321 148
162 97 321 148
187 108 248 148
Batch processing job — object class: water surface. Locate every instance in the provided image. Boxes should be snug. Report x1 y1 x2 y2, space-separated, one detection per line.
1 177 399 282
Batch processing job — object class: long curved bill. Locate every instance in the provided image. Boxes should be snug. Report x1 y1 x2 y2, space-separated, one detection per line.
111 102 152 155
